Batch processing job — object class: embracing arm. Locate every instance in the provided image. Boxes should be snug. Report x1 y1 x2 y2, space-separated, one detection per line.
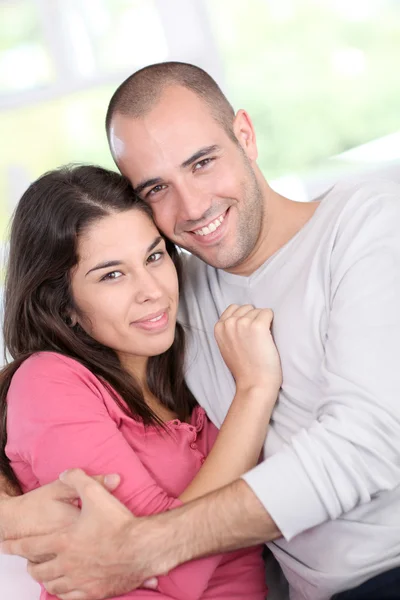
121 477 280 577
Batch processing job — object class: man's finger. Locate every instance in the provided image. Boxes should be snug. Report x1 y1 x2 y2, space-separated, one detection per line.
60 469 109 501
59 469 129 518
40 473 120 507
44 576 75 596
28 557 63 582
0 532 61 561
58 591 86 600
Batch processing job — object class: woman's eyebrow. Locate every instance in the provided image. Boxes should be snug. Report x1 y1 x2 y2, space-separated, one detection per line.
85 237 163 276
86 260 123 277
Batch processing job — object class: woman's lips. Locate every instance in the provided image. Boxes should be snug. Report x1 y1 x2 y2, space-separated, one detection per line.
131 309 169 332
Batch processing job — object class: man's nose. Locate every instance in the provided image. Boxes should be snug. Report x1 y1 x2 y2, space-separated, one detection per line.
174 178 211 225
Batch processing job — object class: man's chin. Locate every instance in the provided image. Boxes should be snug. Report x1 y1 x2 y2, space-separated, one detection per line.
188 246 244 271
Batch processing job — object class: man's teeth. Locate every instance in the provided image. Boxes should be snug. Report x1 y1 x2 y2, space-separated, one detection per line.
193 214 225 236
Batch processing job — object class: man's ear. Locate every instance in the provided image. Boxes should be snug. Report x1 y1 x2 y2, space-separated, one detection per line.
232 109 258 162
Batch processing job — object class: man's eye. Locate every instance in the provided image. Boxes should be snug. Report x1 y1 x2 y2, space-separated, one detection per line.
100 271 122 281
147 184 167 198
193 157 214 171
147 251 164 264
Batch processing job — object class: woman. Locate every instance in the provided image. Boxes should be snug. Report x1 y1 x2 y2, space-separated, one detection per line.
0 165 282 599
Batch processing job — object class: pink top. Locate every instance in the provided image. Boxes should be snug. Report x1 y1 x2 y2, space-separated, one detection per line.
6 352 267 600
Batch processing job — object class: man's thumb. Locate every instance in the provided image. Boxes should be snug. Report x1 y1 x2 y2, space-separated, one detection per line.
94 473 121 492
59 469 120 499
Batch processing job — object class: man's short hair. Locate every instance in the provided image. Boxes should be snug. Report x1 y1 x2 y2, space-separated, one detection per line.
105 61 236 143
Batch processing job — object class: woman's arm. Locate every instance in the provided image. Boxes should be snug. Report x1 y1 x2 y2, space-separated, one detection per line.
180 304 281 502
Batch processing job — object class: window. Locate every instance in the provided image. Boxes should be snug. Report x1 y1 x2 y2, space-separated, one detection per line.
207 0 400 179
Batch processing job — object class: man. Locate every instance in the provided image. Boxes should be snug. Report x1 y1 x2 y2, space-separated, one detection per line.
1 62 400 600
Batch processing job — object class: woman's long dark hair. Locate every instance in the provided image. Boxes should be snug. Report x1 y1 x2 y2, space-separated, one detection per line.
0 165 196 488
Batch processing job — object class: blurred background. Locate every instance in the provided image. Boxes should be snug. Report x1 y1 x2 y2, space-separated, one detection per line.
1 0 400 302
2 0 400 235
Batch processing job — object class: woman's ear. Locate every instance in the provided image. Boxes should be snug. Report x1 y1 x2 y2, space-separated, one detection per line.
65 311 78 328
232 109 259 162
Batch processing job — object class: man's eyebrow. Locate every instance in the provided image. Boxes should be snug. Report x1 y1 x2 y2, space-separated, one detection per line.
85 237 163 276
133 146 220 196
181 145 220 169
134 177 163 197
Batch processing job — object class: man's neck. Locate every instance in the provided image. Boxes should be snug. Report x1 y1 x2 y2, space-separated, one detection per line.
226 189 320 277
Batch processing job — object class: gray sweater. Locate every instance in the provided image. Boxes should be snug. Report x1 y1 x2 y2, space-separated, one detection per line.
179 179 400 600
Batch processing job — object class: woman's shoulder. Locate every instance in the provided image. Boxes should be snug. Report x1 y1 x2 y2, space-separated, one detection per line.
7 352 120 424
9 352 96 395
15 351 87 375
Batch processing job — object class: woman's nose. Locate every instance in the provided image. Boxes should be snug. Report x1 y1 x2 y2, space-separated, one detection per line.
133 271 163 304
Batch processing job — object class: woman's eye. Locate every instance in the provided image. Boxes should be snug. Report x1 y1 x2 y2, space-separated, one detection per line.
193 157 214 171
101 271 123 281
147 251 164 264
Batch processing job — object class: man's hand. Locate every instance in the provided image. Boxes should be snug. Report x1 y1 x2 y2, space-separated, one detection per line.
0 473 120 542
1 469 158 600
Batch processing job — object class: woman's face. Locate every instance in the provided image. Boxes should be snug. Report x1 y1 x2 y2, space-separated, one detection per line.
70 208 179 372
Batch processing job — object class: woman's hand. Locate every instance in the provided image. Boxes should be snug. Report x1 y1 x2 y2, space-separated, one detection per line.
214 304 282 393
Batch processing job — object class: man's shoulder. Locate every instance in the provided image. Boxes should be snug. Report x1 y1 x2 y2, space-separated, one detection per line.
323 176 400 213
315 177 400 237
318 177 400 270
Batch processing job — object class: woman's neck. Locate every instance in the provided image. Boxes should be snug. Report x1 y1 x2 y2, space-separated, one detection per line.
119 352 180 423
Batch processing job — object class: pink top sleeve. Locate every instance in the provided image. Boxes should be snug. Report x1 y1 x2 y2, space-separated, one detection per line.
6 352 222 600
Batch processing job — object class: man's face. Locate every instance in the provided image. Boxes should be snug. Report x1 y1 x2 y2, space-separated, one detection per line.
110 86 265 270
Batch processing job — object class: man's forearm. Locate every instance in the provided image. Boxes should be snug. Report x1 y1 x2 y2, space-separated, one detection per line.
0 472 279 598
127 478 281 577
0 474 22 542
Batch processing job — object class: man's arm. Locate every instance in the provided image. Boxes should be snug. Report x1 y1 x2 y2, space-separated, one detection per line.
0 474 120 543
147 477 280 562
1 470 279 600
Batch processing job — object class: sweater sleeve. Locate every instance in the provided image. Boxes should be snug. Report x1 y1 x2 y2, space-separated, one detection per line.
6 353 221 600
242 184 400 540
